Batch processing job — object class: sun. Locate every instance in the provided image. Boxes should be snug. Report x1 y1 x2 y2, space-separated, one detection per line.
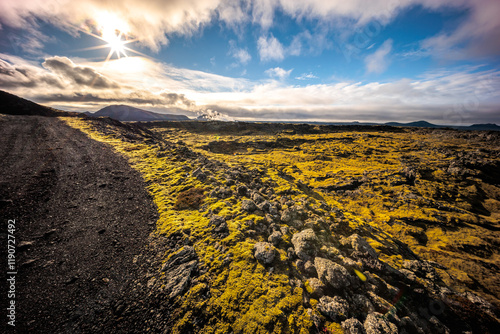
76 11 147 62
103 30 128 59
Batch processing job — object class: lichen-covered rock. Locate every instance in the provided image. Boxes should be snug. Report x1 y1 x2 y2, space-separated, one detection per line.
291 228 318 260
281 207 297 223
192 167 207 181
347 234 378 259
236 184 248 196
429 316 450 334
399 316 423 334
254 242 276 264
306 278 325 299
350 294 375 318
315 257 352 289
161 246 199 299
403 260 438 281
364 312 398 334
164 260 198 298
303 260 317 276
209 215 229 238
268 230 282 246
317 295 350 321
241 199 258 212
342 318 366 334
252 192 265 204
258 200 272 212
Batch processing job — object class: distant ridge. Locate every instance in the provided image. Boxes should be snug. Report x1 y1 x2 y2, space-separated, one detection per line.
85 105 189 122
385 120 441 128
0 90 78 117
384 120 500 131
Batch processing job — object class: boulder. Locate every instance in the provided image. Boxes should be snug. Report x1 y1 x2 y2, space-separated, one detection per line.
317 295 350 321
350 294 375 318
346 234 378 259
364 312 398 334
291 228 318 260
161 246 199 299
306 278 325 299
342 318 366 334
254 242 276 265
315 257 352 289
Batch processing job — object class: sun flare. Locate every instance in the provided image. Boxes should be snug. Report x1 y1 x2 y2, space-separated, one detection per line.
96 12 131 59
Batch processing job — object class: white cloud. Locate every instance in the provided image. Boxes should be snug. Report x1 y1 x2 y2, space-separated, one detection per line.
295 73 318 80
421 0 500 59
265 67 292 80
228 40 251 65
0 0 498 60
365 39 393 74
257 34 285 61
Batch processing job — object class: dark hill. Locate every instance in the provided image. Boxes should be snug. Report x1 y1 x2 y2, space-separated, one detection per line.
385 120 441 128
86 105 189 122
0 90 78 117
467 123 500 131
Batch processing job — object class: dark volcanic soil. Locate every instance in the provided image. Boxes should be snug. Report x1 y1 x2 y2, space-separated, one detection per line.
0 115 158 333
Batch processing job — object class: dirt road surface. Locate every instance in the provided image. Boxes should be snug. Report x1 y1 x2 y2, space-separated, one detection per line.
0 115 158 333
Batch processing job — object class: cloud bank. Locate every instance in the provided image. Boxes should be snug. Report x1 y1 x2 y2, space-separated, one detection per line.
1 0 499 58
2 53 498 125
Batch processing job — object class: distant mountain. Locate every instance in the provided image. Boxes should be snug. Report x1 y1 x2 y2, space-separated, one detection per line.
384 120 500 131
0 90 78 117
385 120 441 128
85 105 189 122
467 123 500 131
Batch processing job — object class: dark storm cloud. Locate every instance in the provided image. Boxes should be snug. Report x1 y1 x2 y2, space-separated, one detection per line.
42 56 120 89
0 58 65 88
32 90 196 109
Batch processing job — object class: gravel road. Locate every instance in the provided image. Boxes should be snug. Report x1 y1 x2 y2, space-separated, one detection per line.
0 115 158 333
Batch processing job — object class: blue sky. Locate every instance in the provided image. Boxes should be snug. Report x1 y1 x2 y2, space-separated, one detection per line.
0 0 499 124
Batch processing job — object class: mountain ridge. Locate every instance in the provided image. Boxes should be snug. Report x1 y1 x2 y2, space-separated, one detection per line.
85 104 190 122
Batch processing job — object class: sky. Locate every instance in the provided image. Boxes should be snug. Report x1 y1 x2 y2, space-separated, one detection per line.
0 0 499 124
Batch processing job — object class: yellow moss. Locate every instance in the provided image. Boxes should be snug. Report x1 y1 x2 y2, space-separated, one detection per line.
62 117 500 322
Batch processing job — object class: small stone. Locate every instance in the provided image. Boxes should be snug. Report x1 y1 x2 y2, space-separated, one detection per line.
303 260 317 276
43 229 57 238
258 200 272 212
192 168 207 181
252 192 265 204
241 199 258 212
21 259 37 267
17 241 35 249
64 276 79 285
281 208 295 223
268 231 282 246
237 185 248 196
254 242 276 265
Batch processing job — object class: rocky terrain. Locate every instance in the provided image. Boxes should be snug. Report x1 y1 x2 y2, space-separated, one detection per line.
1 92 499 333
60 115 499 333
